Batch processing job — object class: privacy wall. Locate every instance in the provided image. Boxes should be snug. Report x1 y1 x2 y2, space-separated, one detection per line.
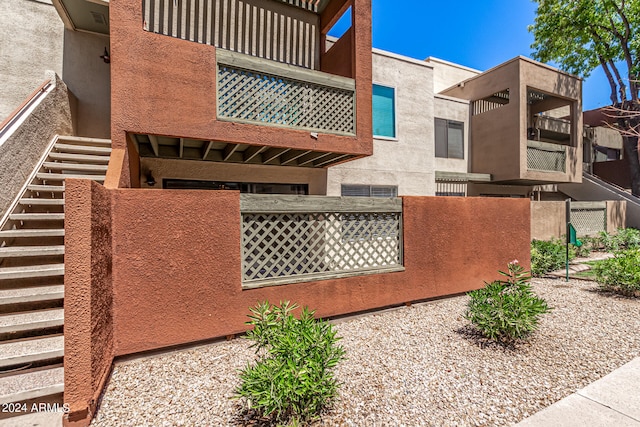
64 184 530 426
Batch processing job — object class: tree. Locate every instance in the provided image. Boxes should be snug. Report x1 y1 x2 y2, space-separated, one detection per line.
529 0 640 196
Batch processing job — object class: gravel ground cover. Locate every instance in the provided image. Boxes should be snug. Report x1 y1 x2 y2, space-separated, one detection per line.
91 278 640 427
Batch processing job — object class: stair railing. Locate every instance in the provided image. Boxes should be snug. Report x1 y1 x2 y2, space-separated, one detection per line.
0 79 54 148
0 135 61 233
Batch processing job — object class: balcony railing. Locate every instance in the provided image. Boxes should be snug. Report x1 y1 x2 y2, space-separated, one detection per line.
240 194 403 288
527 140 566 173
216 49 356 135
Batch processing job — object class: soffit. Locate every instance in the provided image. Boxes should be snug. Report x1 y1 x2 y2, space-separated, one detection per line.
54 0 110 35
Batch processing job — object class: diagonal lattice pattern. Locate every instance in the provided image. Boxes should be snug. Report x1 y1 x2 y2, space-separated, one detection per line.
217 65 355 134
242 212 402 283
527 146 566 172
572 208 606 236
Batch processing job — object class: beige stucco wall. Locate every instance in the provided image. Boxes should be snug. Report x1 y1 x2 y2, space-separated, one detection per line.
0 73 73 220
434 94 471 175
425 57 480 94
140 157 328 195
0 0 64 122
63 30 111 138
326 50 436 196
531 201 566 241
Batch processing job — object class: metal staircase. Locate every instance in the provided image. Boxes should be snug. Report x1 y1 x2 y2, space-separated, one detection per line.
0 135 111 420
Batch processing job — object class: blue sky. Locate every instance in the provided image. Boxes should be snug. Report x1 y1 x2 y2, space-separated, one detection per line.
333 0 611 111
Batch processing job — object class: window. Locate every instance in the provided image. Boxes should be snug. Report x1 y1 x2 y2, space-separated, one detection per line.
341 184 398 198
435 118 464 159
373 84 396 138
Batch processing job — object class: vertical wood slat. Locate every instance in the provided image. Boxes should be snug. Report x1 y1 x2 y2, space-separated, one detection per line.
143 0 319 69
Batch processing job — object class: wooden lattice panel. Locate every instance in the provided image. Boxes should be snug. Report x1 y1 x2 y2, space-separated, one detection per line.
242 211 402 284
217 63 356 135
527 146 566 172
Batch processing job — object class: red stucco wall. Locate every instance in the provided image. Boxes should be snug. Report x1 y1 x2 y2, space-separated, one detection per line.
109 192 530 354
64 180 114 426
64 187 530 425
593 159 632 189
110 0 373 158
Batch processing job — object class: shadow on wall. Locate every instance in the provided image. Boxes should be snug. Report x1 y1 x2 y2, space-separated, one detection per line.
63 29 111 139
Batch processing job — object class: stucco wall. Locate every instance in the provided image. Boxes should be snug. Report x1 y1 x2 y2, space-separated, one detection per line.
326 50 436 196
0 0 64 122
64 186 530 425
62 30 111 138
425 57 480 94
64 180 114 426
593 160 631 189
110 0 372 160
0 73 72 221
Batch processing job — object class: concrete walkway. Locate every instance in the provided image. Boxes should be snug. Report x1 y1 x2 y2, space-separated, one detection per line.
515 357 640 426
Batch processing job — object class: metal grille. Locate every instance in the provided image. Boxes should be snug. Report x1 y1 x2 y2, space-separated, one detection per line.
217 64 356 134
571 207 606 236
241 198 403 286
436 181 467 197
143 0 319 69
527 146 566 172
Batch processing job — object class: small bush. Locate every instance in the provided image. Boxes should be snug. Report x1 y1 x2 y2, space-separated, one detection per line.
465 261 551 343
531 238 573 276
593 249 640 297
236 301 345 425
599 228 640 252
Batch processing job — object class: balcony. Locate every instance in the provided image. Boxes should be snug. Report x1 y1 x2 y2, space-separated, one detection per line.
216 49 356 136
440 57 582 184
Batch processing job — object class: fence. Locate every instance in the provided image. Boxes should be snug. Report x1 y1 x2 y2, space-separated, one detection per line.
527 140 566 173
240 194 403 288
216 49 356 135
571 201 607 236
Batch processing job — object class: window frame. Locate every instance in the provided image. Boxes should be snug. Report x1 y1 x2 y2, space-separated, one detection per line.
372 83 398 140
341 184 398 198
435 118 465 159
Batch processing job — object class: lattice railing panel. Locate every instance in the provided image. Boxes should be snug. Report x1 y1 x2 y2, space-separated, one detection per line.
242 211 402 284
217 64 355 135
527 146 566 172
572 208 606 236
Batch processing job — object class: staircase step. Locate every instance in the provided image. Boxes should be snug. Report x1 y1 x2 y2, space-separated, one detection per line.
8 213 64 221
0 229 64 239
0 285 63 308
47 152 111 164
0 309 64 336
56 135 111 146
26 185 65 193
42 162 108 173
36 172 105 182
0 246 64 258
0 264 64 281
0 367 63 405
0 336 63 370
18 198 64 206
54 143 111 156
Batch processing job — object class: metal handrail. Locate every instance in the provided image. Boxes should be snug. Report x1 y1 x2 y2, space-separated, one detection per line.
0 79 54 147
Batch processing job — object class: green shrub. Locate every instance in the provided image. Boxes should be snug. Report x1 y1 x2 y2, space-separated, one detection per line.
465 261 551 343
236 301 345 425
593 249 640 297
531 238 573 276
599 228 640 252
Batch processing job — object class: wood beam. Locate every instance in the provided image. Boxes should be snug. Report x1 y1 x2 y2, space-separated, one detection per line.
223 143 240 161
243 145 267 162
314 153 349 167
262 148 290 164
202 141 213 160
179 138 185 158
297 151 332 166
148 135 159 157
280 150 312 166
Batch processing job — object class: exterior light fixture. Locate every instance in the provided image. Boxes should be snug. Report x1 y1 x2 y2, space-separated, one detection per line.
144 170 156 187
100 47 110 64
